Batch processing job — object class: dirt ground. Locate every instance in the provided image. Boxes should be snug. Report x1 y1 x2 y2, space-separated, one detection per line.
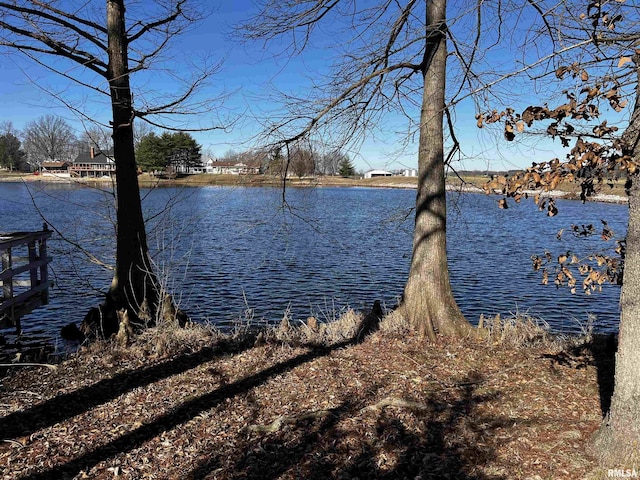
0 318 619 480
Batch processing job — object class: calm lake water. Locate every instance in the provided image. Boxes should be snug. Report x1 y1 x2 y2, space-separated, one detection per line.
0 181 629 345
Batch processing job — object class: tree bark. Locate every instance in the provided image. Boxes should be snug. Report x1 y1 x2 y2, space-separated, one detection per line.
592 55 640 466
92 0 160 336
401 0 471 340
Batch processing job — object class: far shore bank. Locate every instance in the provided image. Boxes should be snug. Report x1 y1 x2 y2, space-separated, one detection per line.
0 171 419 189
0 171 629 204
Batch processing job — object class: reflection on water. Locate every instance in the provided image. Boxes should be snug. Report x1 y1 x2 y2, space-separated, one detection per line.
0 182 628 346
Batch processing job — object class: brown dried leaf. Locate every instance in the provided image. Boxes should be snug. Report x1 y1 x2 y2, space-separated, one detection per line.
539 198 547 211
532 256 543 271
605 88 619 99
618 56 632 68
532 172 542 185
556 66 569 79
504 123 515 141
627 162 637 174
522 106 550 126
486 110 502 124
601 225 614 241
583 86 600 99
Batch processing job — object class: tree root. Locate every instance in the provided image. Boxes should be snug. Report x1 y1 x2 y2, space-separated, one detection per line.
2 439 24 448
0 363 58 370
361 396 430 413
249 397 435 434
247 409 335 433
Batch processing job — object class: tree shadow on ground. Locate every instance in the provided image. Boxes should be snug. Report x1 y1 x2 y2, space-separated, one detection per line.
188 372 512 480
16 337 365 480
591 333 616 415
0 336 257 440
541 333 616 415
8 308 520 480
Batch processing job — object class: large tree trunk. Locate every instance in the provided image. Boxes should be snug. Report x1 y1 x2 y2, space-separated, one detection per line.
84 0 161 338
401 0 471 341
592 56 640 466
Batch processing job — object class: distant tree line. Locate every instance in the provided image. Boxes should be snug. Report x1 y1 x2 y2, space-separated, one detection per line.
0 117 83 171
1 114 357 177
0 116 117 171
215 143 356 178
0 115 206 174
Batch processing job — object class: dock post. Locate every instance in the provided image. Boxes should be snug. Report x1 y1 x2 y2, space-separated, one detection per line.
1 247 11 303
1 245 16 332
0 226 53 334
40 223 49 305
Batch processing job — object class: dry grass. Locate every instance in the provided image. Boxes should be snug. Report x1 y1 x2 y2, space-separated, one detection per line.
379 308 415 336
153 174 420 190
477 313 557 348
270 308 364 346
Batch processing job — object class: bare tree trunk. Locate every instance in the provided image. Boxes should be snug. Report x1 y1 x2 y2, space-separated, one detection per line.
401 0 471 341
593 56 640 466
94 0 160 336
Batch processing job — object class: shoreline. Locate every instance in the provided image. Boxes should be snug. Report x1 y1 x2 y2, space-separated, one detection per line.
447 183 628 204
0 172 629 204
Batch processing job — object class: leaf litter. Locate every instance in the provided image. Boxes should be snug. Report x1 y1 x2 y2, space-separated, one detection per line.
0 318 612 479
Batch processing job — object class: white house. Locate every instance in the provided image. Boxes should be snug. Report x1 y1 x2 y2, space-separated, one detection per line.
205 159 260 175
173 163 205 174
364 169 393 179
204 158 216 173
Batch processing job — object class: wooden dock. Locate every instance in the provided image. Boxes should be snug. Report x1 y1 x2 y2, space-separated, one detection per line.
0 224 52 333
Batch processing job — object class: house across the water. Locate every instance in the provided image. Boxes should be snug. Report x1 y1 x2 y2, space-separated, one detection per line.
205 159 261 175
69 147 115 178
41 161 72 177
364 169 393 178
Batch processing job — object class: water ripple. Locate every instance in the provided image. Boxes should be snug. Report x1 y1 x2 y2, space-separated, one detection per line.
0 183 627 342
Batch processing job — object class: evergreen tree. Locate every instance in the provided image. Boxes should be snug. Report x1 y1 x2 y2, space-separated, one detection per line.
338 157 355 177
0 133 25 171
135 133 164 171
136 131 201 172
164 131 202 170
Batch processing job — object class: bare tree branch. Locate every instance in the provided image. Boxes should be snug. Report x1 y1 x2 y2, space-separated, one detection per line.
0 1 107 50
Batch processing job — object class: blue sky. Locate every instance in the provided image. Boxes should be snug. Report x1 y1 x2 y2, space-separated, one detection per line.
0 1 626 173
